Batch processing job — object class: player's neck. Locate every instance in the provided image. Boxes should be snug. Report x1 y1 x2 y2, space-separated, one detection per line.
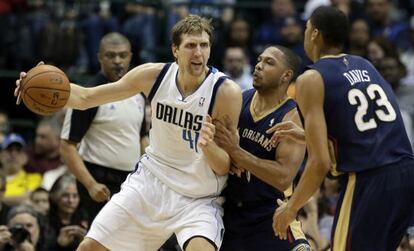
253 90 288 114
317 47 344 60
176 68 208 98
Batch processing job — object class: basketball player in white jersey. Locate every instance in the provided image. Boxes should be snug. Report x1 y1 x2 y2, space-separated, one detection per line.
15 15 242 251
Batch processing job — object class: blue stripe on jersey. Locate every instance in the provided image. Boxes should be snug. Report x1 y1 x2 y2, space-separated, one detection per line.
308 55 414 174
224 89 297 205
207 76 228 115
148 63 172 102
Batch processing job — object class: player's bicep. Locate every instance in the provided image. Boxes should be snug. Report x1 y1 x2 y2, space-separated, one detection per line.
84 63 164 107
296 70 330 163
212 79 242 130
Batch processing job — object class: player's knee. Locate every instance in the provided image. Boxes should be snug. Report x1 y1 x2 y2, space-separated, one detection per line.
77 237 108 251
184 237 216 251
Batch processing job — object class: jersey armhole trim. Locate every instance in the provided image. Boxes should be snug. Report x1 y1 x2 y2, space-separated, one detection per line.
148 63 172 102
207 76 228 115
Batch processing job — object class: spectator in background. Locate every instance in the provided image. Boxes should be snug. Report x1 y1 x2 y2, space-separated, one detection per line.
79 1 120 73
0 205 51 251
299 192 330 251
379 55 414 148
347 19 370 58
220 17 255 66
254 0 302 53
222 46 253 91
29 188 50 216
25 118 62 174
122 2 156 64
401 16 414 86
0 134 41 206
60 32 148 224
0 172 10 225
0 110 10 145
366 36 398 68
48 174 88 251
365 0 410 50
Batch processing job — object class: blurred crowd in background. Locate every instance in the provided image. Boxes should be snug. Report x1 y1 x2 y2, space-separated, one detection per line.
0 0 413 250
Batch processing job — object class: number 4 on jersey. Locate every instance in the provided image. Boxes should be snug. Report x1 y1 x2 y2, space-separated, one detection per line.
182 129 200 152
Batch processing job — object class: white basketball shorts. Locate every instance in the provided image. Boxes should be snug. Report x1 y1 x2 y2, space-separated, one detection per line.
86 163 225 251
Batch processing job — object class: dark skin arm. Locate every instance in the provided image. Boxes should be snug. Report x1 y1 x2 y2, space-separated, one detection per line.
272 70 331 239
215 109 305 192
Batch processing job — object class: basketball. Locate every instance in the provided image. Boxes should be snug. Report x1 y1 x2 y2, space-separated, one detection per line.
20 64 71 116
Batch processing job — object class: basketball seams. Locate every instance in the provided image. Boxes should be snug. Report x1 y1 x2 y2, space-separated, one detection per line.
25 93 68 109
21 70 67 91
25 86 70 92
21 64 70 115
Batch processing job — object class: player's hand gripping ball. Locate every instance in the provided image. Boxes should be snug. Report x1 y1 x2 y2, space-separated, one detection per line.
20 64 70 116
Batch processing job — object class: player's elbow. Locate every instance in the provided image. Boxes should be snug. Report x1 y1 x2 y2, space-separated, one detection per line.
67 84 91 110
309 158 331 175
213 166 229 176
272 173 292 192
59 140 75 157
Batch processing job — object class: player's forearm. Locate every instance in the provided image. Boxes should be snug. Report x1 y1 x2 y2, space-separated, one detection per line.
59 141 96 188
229 147 292 191
288 158 330 211
202 142 230 176
65 84 90 110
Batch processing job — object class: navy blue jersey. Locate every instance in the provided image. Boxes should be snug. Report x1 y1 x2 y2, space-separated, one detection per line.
223 89 297 207
308 55 413 175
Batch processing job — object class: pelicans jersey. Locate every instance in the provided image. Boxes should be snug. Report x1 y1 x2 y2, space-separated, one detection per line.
222 89 309 251
142 62 228 198
224 89 297 209
309 55 414 251
308 54 414 175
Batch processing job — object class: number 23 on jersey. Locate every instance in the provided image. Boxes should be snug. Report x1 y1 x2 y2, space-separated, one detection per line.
348 83 396 132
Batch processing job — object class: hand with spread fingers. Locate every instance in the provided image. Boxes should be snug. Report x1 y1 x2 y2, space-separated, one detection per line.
266 121 305 147
14 61 44 105
272 199 298 240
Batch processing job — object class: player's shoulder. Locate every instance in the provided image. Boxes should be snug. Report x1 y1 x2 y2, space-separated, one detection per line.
130 62 166 75
218 78 242 97
295 69 324 91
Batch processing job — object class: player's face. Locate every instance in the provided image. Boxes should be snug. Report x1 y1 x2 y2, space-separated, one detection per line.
99 43 132 82
253 47 287 91
172 31 211 77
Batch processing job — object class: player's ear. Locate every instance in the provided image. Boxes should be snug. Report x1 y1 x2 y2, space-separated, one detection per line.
172 44 178 61
281 70 294 85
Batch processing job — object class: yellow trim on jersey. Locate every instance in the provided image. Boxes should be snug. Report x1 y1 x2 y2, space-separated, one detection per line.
333 173 356 251
320 53 347 59
250 92 292 122
328 139 343 177
283 184 293 198
290 219 307 240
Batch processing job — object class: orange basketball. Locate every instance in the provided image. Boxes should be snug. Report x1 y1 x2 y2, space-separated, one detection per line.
20 64 70 116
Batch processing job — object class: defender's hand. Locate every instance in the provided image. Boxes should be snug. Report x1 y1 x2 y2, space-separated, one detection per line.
199 115 216 148
266 121 305 147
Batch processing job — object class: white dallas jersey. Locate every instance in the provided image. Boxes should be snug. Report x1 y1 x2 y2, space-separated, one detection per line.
142 62 228 198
